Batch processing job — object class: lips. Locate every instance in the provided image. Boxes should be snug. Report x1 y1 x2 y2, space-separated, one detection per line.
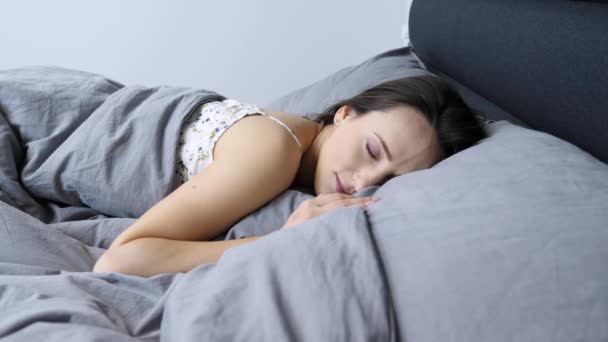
336 175 349 194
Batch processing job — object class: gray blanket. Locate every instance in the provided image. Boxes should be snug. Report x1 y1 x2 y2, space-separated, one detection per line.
0 67 396 341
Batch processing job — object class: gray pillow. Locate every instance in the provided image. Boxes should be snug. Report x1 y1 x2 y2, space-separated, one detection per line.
371 121 608 341
263 45 431 114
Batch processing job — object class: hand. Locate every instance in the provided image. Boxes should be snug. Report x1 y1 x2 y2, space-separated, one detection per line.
281 193 380 230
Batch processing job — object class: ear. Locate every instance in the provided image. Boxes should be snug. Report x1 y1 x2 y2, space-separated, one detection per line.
334 105 356 125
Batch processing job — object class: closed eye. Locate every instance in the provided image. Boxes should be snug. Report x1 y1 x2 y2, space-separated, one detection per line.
366 142 376 160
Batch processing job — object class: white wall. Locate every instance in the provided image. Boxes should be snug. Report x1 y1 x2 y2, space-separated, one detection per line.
1 0 412 105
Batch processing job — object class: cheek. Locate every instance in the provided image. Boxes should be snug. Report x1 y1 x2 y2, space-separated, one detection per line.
329 134 354 161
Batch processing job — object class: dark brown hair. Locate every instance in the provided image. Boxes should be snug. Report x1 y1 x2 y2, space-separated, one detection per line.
304 75 489 159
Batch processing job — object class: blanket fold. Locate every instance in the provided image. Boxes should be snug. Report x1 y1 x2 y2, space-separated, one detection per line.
0 66 226 221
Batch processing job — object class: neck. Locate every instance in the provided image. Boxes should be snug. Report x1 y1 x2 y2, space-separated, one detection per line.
292 121 329 190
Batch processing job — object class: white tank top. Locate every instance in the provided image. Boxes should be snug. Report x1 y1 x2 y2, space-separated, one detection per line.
175 99 302 186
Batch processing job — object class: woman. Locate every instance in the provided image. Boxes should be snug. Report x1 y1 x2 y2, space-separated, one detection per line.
93 75 488 277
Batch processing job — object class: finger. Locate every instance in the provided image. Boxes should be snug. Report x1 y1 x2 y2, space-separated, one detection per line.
312 192 356 206
324 197 373 210
321 197 372 209
342 196 377 206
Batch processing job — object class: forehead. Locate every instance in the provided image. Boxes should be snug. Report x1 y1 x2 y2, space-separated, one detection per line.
358 105 440 172
361 105 428 130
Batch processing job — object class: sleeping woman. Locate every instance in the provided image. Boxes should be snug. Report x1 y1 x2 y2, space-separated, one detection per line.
92 75 487 277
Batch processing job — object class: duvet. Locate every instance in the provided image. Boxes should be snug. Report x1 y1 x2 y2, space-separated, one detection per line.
0 67 397 341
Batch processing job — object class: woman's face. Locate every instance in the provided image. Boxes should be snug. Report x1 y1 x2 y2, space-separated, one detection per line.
314 104 445 195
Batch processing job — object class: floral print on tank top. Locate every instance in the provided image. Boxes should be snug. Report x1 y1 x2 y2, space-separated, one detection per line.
174 99 266 186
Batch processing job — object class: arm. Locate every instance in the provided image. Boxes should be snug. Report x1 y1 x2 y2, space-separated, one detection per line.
93 236 260 277
93 115 301 277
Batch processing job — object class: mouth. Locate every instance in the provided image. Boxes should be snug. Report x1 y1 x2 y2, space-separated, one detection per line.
336 174 349 194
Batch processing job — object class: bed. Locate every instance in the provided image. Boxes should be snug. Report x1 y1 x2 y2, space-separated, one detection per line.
1 0 606 341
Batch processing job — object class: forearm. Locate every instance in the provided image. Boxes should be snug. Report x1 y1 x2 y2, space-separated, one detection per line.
93 236 261 278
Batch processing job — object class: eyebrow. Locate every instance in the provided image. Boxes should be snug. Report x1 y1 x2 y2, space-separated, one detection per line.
373 132 393 162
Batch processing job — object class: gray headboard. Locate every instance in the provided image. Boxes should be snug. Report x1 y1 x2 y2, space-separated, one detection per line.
409 0 608 163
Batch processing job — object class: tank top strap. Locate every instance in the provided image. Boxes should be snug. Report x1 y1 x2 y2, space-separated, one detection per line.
257 112 303 153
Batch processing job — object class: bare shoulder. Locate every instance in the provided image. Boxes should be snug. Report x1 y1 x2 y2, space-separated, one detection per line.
213 113 302 166
207 113 303 222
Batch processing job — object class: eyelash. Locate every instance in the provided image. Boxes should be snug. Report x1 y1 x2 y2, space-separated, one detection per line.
366 142 376 160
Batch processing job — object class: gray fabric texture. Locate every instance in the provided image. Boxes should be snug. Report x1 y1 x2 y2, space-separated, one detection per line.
371 121 608 342
0 66 396 341
263 46 430 115
0 66 226 221
409 0 608 163
260 43 608 341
